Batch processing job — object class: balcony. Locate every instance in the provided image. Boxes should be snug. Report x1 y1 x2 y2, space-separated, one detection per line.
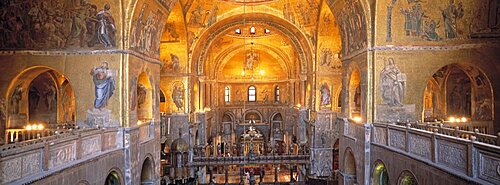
0 127 123 184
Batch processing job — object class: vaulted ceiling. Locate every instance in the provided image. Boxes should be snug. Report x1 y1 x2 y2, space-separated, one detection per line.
160 0 343 79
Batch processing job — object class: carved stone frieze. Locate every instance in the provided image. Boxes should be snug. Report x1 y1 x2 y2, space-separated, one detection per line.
311 149 333 177
388 130 405 150
0 158 22 183
374 127 387 145
22 152 42 178
437 141 467 173
103 132 118 150
81 136 101 156
49 144 76 169
139 124 151 143
478 151 500 184
409 134 431 160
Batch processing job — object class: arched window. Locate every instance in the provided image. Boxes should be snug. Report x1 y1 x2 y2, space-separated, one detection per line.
224 86 230 102
248 86 256 102
275 86 280 102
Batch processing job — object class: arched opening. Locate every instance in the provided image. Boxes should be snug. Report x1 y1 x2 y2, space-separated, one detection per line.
333 140 340 172
6 67 75 129
137 72 153 121
397 170 418 185
423 79 442 121
140 157 154 185
372 161 389 185
224 86 230 102
344 148 357 185
275 86 280 102
349 70 361 119
271 113 284 144
243 110 263 124
105 170 122 185
159 89 166 114
28 71 58 124
425 64 494 133
248 85 256 102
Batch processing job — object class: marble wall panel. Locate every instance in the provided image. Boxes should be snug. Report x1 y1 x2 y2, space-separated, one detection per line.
478 151 500 184
409 134 431 160
437 140 467 173
49 143 76 169
103 131 118 150
373 126 387 145
81 135 102 156
388 129 405 150
0 157 22 183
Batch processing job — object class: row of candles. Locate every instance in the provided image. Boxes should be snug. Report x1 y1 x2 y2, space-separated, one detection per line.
25 124 45 130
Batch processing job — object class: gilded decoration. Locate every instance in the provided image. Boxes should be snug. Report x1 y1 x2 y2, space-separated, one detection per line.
380 0 500 45
0 0 117 50
130 2 167 58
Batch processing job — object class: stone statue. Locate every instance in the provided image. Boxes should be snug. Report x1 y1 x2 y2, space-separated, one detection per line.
96 3 116 47
320 83 331 106
380 58 405 106
11 85 23 114
172 85 184 111
90 62 116 109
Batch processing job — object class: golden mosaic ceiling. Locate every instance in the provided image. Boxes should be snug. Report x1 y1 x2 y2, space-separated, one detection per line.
160 0 342 78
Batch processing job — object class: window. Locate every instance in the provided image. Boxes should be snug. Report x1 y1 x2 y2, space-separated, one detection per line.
275 86 280 102
225 86 230 102
248 86 256 102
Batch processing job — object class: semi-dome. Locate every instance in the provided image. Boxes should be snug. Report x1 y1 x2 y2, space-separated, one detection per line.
171 137 189 152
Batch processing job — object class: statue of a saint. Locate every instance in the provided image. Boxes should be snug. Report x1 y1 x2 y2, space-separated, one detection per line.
320 83 331 106
172 85 184 111
380 58 405 106
90 62 116 109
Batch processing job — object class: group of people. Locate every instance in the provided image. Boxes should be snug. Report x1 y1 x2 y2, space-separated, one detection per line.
0 0 115 49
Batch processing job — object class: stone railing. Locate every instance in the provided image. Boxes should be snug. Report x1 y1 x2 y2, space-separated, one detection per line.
4 124 78 144
0 127 122 184
371 122 500 185
138 120 155 144
190 155 310 166
409 122 499 146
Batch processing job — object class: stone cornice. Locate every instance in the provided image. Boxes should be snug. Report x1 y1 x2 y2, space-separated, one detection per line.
0 49 163 66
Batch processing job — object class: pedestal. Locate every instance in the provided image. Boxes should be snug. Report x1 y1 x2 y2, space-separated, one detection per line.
376 104 416 123
85 108 119 128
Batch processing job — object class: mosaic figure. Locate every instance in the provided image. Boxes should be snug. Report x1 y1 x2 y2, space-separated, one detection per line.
380 58 405 106
11 85 23 114
96 3 116 47
90 62 116 109
320 83 331 106
442 0 463 39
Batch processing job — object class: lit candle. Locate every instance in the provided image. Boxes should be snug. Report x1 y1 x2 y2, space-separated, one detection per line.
167 117 171 134
308 109 311 120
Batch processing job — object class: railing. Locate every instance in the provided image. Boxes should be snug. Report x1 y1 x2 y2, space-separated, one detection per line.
0 127 122 184
368 122 500 185
190 155 310 166
397 122 500 146
4 123 78 144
